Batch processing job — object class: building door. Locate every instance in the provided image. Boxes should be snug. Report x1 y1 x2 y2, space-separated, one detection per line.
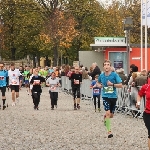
109 52 127 74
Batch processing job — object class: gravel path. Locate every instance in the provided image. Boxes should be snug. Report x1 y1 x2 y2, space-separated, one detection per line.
0 87 148 150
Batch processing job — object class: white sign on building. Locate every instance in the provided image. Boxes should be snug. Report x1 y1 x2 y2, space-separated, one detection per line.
94 37 126 44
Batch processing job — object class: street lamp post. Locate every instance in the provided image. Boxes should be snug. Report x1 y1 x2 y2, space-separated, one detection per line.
123 17 133 76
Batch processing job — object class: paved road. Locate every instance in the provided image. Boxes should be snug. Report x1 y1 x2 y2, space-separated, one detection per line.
0 87 148 150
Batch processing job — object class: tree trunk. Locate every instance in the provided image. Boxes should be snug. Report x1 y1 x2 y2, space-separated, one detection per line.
53 44 58 67
37 55 40 67
33 55 36 68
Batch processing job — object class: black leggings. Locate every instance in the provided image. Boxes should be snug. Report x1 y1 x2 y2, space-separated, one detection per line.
93 95 100 109
32 91 41 107
143 112 150 138
72 87 80 100
49 91 58 108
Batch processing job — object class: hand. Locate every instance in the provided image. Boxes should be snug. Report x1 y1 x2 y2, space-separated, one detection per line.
136 102 140 108
97 83 103 88
107 80 113 86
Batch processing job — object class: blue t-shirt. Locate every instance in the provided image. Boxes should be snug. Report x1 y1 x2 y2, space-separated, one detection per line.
98 72 122 98
91 80 101 96
0 70 8 87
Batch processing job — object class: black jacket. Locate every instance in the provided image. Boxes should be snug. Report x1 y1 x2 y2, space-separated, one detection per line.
89 66 101 80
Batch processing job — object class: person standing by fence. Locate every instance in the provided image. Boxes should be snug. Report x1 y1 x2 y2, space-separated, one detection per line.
46 72 60 110
136 71 150 150
70 66 82 110
98 60 122 138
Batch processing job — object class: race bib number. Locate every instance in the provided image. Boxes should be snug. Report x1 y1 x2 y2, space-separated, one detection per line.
93 89 100 94
103 86 114 93
0 76 4 80
11 79 17 84
34 80 40 85
74 80 79 84
50 86 56 91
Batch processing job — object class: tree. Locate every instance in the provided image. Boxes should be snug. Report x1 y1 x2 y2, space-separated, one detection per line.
0 0 45 61
64 0 106 61
37 0 78 66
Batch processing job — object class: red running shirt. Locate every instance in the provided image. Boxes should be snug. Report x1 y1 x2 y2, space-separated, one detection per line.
138 84 150 113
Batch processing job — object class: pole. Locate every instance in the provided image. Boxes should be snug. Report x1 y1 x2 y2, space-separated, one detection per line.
141 0 143 71
129 30 131 74
126 30 129 76
145 0 148 70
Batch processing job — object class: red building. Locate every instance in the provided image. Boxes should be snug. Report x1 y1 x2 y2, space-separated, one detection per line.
90 37 149 74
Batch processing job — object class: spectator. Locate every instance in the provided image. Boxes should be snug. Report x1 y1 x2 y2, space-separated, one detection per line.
82 67 89 79
116 68 127 85
124 64 135 85
135 69 147 87
89 62 101 80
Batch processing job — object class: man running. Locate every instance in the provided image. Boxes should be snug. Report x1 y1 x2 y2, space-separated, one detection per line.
98 60 122 138
0 62 8 110
70 66 82 110
8 63 21 106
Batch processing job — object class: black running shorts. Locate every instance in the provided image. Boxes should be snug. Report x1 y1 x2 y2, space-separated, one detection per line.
102 97 117 113
143 112 150 139
10 85 19 92
0 86 6 96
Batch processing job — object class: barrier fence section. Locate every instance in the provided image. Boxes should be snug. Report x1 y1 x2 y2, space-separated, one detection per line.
61 76 145 118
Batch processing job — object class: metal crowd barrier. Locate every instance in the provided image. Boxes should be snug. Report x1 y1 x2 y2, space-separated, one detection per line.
61 76 145 118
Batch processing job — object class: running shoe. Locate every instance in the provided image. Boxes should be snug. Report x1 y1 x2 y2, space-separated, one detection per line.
98 108 101 112
51 107 54 110
108 134 113 138
55 105 57 108
77 104 80 109
12 102 15 106
3 105 6 110
74 104 77 110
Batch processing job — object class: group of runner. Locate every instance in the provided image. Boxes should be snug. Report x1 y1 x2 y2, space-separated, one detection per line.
0 62 59 110
0 60 150 149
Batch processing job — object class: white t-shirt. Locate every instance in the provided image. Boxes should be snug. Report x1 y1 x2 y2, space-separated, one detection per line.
46 77 59 92
8 69 21 85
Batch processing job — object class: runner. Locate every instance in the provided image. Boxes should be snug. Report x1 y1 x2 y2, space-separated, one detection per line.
0 62 8 110
30 68 45 110
46 72 60 110
90 75 101 112
136 70 150 150
23 66 30 93
98 60 122 138
8 63 21 106
70 66 82 110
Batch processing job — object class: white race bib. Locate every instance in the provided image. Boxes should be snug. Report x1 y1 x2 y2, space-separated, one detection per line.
11 79 17 85
93 89 100 94
50 85 56 91
34 80 40 85
74 80 79 84
103 86 114 93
